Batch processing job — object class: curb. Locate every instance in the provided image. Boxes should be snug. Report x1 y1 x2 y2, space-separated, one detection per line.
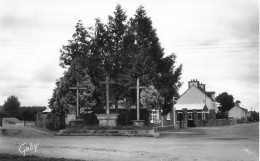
159 131 204 135
26 126 54 136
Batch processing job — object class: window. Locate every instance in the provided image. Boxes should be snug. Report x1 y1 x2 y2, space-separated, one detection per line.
177 113 182 121
167 113 171 120
188 113 193 120
202 112 206 120
151 110 159 123
197 113 202 120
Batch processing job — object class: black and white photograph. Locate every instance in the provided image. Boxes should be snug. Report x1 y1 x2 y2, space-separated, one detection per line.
0 0 259 161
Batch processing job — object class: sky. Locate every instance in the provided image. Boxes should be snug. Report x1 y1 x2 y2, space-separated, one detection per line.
0 0 259 111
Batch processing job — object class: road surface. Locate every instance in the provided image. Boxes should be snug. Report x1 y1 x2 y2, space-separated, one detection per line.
0 123 258 161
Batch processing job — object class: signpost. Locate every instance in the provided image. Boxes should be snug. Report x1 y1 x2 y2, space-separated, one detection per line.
153 119 161 132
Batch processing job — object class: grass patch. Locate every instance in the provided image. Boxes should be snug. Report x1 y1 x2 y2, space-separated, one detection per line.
68 125 153 130
0 153 86 161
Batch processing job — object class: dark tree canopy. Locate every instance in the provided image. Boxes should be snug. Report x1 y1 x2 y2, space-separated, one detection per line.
3 95 21 114
50 4 182 120
126 6 182 114
216 92 235 112
21 106 46 121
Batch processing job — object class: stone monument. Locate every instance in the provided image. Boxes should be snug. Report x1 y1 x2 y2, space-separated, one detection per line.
96 76 119 127
68 82 87 127
130 78 145 127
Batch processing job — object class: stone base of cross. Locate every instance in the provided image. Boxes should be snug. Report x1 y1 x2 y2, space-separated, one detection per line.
132 120 145 127
95 76 119 127
95 113 119 127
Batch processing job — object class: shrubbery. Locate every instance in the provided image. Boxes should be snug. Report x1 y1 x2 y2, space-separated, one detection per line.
21 106 46 121
45 113 65 130
237 117 248 124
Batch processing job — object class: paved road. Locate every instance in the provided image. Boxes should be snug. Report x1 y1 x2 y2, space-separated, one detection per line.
0 123 258 161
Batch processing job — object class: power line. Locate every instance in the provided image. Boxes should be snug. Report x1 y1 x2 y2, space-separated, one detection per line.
173 50 258 53
162 36 259 43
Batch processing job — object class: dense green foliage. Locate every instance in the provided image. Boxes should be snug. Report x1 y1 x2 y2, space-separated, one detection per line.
48 66 95 129
140 86 162 111
216 92 235 112
1 96 45 121
48 4 182 129
247 111 259 122
2 95 21 116
20 106 46 121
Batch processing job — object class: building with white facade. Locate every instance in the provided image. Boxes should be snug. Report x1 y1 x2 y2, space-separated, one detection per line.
228 101 247 120
174 79 219 127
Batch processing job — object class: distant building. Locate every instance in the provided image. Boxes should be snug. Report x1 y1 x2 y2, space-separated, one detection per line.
174 79 219 128
228 101 247 120
246 111 253 121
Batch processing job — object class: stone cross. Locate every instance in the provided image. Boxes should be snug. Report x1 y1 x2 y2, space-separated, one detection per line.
130 78 145 120
69 82 87 119
101 76 116 114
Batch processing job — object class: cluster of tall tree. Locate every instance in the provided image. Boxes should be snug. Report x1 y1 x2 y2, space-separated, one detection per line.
49 4 182 127
0 95 46 121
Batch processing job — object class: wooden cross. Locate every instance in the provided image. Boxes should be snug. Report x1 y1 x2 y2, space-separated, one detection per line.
130 78 145 120
69 82 87 119
101 76 116 114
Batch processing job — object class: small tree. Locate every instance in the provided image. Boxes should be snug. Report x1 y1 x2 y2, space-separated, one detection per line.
3 95 21 116
140 86 163 111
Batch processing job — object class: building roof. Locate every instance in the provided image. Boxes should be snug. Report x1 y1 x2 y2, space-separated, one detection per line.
42 107 52 113
3 117 22 124
229 105 247 112
177 85 214 102
175 103 208 111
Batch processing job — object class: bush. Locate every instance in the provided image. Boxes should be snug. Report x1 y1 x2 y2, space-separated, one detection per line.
45 113 65 130
237 117 248 124
216 111 228 119
21 106 46 121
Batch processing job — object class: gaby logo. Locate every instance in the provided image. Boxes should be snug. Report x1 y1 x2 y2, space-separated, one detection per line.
19 143 38 156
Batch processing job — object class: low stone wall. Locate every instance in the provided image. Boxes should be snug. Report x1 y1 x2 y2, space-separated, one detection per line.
156 125 177 131
58 129 157 137
196 119 228 127
215 119 227 126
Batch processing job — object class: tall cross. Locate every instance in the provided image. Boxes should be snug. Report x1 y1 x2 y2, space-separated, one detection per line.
101 76 116 114
130 78 145 120
69 82 87 119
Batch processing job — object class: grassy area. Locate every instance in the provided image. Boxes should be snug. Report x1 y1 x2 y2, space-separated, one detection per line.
0 153 87 161
68 125 153 130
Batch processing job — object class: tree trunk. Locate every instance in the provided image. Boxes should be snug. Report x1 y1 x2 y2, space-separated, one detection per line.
115 97 118 113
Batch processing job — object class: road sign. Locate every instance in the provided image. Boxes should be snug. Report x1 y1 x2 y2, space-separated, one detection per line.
153 119 161 124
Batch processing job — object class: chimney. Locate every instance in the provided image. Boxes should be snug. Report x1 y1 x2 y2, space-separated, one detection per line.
199 83 206 91
188 79 199 88
235 100 241 107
